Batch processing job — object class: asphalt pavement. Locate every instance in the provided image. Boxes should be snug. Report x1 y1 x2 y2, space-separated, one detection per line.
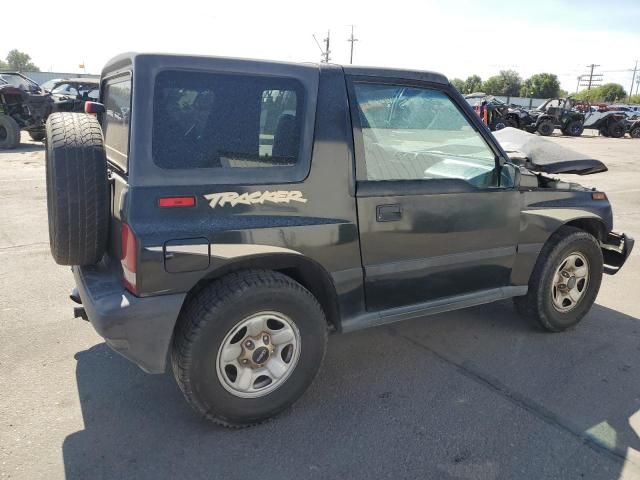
1 132 639 480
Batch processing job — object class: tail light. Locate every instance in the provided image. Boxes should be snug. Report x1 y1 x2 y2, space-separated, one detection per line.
121 224 138 294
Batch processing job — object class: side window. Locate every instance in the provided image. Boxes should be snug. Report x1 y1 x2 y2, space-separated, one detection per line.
102 76 131 169
353 83 499 188
152 71 303 170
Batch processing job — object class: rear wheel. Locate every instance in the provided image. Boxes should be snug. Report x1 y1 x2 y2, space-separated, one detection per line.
0 114 20 149
630 126 640 138
537 120 555 136
172 270 328 428
514 226 603 332
608 121 626 138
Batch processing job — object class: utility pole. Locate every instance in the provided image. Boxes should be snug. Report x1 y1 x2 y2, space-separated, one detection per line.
576 75 582 94
578 64 602 92
313 30 331 63
347 25 358 64
586 64 600 90
323 30 331 63
629 60 638 102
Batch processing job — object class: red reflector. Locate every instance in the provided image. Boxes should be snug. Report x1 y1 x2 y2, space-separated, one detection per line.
158 196 196 208
592 192 607 201
121 224 138 294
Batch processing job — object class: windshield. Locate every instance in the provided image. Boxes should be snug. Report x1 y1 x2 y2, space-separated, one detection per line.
51 82 99 100
0 73 40 92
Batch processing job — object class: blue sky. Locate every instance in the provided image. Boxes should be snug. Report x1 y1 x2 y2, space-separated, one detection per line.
3 0 639 95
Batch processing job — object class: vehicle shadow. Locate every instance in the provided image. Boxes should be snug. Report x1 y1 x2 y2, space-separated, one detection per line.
13 141 45 153
62 301 640 479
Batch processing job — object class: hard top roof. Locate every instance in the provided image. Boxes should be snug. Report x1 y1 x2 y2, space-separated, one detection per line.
102 52 449 85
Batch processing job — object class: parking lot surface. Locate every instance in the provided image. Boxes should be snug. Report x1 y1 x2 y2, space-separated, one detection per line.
1 132 639 479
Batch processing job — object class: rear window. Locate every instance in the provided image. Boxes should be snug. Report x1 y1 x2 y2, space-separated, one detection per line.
152 70 303 170
102 75 131 169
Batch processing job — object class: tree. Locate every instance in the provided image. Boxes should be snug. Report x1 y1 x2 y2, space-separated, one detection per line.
0 58 7 70
450 78 465 92
599 83 626 102
519 73 561 98
482 70 521 96
6 50 40 72
575 83 627 102
464 75 483 94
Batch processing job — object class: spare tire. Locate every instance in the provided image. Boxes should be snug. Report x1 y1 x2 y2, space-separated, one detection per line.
0 114 20 149
45 113 109 266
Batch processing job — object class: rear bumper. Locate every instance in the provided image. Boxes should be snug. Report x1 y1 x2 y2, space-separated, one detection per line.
72 259 186 373
602 232 635 275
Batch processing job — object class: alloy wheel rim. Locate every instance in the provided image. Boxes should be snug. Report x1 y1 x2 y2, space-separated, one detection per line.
551 252 589 312
216 311 301 398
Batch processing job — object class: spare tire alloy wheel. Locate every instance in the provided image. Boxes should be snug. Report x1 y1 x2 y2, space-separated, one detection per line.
537 120 554 136
609 121 626 138
551 252 589 312
217 312 301 398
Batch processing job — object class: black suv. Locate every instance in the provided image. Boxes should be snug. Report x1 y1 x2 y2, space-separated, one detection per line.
44 53 633 427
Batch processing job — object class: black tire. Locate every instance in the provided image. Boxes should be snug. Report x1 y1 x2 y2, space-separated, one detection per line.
0 114 20 149
600 128 610 137
608 121 626 138
28 129 46 141
45 113 109 266
537 120 555 136
565 120 584 137
630 126 640 139
172 270 328 428
514 226 603 332
489 117 508 131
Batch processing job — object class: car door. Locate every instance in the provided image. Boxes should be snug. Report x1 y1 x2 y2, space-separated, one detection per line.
349 78 521 311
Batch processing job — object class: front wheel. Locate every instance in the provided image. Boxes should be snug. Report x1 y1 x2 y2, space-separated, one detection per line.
565 120 584 136
537 120 555 136
514 226 603 332
630 126 640 139
172 270 327 427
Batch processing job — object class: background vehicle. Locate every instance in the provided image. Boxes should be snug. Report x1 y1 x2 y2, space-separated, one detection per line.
50 78 100 112
518 98 584 137
627 119 640 138
0 72 52 147
44 54 633 427
582 110 628 137
465 93 520 130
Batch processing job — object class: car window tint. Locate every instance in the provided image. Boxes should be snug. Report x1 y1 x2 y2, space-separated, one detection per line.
353 83 498 187
102 76 131 169
152 70 303 170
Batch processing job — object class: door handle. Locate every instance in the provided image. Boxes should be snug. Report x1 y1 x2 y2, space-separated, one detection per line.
376 204 402 222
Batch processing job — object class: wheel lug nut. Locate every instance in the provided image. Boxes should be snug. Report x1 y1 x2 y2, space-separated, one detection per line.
241 359 249 364
263 335 269 344
245 340 254 349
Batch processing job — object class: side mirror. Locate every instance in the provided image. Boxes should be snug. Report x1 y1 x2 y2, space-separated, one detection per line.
84 101 105 115
500 163 520 188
